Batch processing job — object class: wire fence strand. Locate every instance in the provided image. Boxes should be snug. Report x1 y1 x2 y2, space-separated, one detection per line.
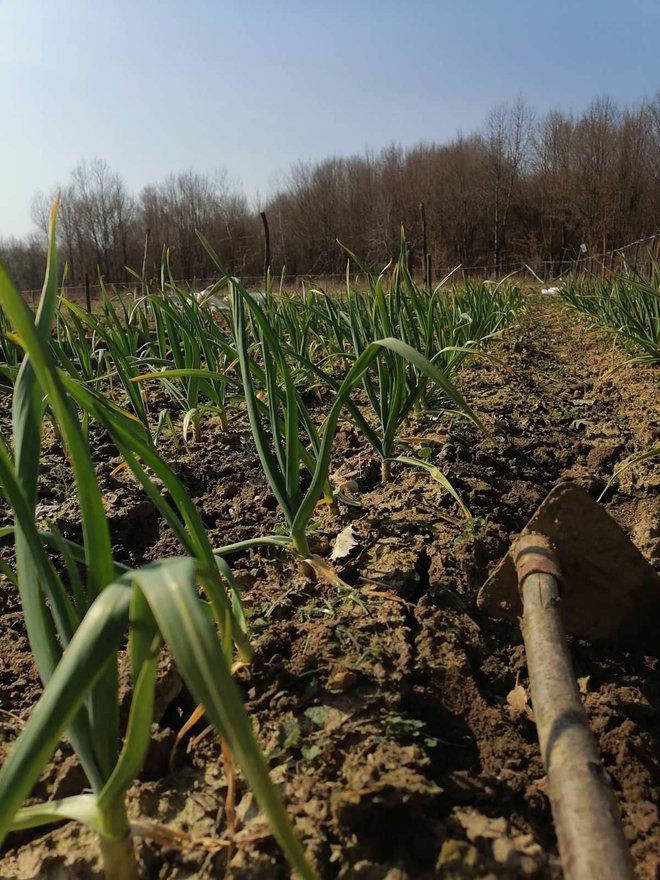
20 231 660 305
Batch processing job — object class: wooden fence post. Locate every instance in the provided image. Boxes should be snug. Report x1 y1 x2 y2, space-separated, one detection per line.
141 228 151 292
260 211 271 290
85 273 91 312
647 236 656 279
419 202 428 288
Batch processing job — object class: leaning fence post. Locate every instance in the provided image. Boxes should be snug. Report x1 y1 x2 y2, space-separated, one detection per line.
647 236 656 279
141 228 151 294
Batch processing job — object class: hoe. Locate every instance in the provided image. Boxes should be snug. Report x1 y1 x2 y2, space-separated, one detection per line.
478 482 660 880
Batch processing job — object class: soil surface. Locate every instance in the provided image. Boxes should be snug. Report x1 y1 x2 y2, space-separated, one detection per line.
0 296 658 879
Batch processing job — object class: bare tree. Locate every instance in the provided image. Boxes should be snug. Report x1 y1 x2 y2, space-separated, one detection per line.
532 110 577 260
8 89 660 290
139 169 255 280
69 159 135 281
484 96 535 271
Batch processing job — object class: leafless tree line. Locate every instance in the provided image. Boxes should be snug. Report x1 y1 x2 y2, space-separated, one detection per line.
3 92 660 291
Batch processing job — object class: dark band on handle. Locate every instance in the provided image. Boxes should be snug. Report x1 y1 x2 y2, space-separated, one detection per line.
514 533 562 587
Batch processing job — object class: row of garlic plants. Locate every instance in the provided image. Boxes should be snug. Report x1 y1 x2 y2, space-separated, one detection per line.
561 267 660 364
0 209 523 879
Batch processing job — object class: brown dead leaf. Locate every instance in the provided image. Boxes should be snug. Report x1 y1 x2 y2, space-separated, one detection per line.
506 683 534 720
399 432 447 444
305 555 352 588
129 820 271 853
330 524 359 561
577 675 590 695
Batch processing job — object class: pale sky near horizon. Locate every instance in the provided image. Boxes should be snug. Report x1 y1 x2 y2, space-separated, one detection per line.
1 0 659 238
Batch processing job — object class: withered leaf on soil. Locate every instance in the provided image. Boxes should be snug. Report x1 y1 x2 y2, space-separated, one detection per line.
330 524 359 561
506 683 534 721
305 554 352 587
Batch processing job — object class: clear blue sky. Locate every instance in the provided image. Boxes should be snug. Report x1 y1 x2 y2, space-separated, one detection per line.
1 0 659 237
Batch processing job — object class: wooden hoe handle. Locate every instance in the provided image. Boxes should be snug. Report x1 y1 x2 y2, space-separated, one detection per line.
514 534 635 880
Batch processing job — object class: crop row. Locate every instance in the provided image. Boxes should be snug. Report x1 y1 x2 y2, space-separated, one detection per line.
561 269 660 364
0 202 523 879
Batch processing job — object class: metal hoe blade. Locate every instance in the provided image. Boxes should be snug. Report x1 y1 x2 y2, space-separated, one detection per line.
477 481 660 648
